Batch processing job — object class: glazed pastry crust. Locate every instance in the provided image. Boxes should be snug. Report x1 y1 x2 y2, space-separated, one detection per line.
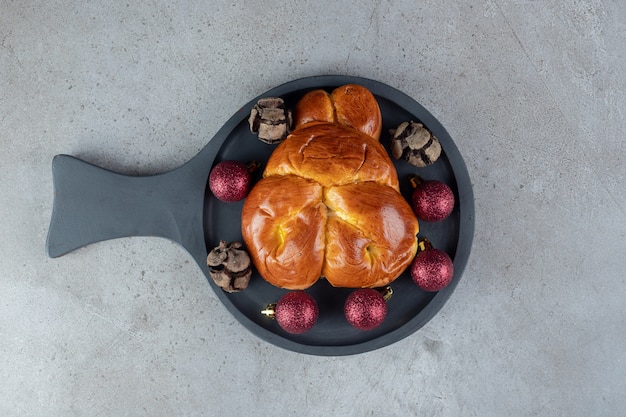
264 123 399 190
241 175 326 290
294 84 382 140
322 182 419 288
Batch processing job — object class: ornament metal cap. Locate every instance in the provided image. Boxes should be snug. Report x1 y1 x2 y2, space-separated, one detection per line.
417 237 433 253
376 286 393 302
260 303 277 319
408 173 423 189
246 160 261 173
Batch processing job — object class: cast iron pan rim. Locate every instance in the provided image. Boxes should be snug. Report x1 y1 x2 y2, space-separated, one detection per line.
202 75 475 356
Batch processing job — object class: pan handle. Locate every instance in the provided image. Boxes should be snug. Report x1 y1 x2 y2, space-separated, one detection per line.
46 154 208 258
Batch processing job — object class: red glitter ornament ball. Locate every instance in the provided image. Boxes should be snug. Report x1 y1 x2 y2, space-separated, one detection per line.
410 248 454 292
411 180 455 222
209 160 252 202
275 291 319 334
344 289 388 331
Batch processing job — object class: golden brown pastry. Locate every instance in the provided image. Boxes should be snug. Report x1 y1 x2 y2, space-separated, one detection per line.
263 123 399 189
294 84 383 140
241 84 419 290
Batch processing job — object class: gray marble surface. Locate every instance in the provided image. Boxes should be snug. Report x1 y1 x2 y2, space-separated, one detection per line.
2 1 625 416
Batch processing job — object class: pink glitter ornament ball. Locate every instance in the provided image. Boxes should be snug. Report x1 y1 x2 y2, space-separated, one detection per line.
410 248 454 292
411 180 455 222
209 160 252 202
344 289 388 331
275 291 319 334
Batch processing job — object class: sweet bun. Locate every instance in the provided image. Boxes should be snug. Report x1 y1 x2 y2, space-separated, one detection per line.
322 182 420 288
241 85 418 290
294 84 383 140
263 123 399 190
241 175 326 290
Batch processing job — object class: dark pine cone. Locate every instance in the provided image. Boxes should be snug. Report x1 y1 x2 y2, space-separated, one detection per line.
389 121 442 167
248 97 293 144
206 241 252 293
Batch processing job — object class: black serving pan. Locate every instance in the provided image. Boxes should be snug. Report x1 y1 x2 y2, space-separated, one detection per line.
46 75 474 356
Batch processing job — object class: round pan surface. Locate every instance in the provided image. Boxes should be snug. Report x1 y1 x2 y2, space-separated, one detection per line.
47 75 474 356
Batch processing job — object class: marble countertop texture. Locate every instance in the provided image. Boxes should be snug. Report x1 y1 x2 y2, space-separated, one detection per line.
1 1 624 416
